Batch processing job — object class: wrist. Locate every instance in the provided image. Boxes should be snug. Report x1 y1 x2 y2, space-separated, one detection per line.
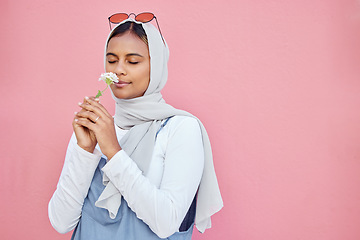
78 143 96 153
104 144 122 160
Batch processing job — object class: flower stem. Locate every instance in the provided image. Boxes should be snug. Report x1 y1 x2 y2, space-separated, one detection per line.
95 85 109 98
102 85 108 92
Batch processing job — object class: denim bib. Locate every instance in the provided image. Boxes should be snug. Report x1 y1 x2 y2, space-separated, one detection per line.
71 118 195 240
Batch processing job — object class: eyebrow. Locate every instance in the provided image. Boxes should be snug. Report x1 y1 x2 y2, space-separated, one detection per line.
106 53 144 58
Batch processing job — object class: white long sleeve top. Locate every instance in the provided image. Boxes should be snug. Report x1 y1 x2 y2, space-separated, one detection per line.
48 116 205 238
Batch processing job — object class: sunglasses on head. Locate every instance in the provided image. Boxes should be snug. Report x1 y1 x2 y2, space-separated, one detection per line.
108 12 164 43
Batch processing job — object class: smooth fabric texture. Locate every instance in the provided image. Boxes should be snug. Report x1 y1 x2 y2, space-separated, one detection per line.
48 116 204 237
96 18 223 233
71 157 194 240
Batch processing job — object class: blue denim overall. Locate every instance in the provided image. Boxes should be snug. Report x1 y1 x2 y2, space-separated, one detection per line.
71 118 195 240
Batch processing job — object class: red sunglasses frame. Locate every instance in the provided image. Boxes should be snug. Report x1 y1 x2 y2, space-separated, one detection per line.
108 12 164 43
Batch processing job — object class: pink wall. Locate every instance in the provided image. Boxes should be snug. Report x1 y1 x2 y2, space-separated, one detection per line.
1 0 360 239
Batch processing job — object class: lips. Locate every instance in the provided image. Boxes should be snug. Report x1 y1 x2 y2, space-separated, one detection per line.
114 80 131 88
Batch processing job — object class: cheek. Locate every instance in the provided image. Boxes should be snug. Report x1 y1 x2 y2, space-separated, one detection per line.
144 77 150 89
137 64 150 85
143 69 151 88
109 84 115 91
105 63 111 72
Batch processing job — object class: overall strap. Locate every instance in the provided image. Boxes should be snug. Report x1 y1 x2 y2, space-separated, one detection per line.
156 117 173 138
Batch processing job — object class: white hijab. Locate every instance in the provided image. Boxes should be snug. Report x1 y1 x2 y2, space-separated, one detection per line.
95 18 223 233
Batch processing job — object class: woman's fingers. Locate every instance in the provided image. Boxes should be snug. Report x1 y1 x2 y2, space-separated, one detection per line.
83 96 112 119
74 96 120 159
72 115 97 153
77 102 105 121
75 96 113 131
75 110 100 123
74 96 121 158
74 116 96 131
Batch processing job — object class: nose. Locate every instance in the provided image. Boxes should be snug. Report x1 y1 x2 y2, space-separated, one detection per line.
114 61 126 76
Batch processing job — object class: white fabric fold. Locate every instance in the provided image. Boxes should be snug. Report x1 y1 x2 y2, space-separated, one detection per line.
95 18 223 233
94 180 121 219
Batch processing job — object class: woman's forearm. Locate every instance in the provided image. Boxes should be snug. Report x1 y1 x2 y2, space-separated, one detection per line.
102 117 204 238
48 133 102 233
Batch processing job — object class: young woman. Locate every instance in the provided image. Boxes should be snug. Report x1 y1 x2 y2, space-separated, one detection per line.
48 14 223 240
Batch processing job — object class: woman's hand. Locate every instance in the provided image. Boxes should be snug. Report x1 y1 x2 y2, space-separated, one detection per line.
74 96 121 160
73 97 98 153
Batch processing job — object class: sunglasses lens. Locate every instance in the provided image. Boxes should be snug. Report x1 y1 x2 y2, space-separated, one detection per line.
109 13 129 23
135 12 154 23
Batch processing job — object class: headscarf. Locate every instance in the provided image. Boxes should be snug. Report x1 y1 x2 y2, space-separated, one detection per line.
95 18 223 233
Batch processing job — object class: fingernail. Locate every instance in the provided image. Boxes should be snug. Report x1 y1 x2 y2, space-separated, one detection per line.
85 96 89 100
74 112 78 115
78 102 82 106
95 98 100 101
74 119 78 122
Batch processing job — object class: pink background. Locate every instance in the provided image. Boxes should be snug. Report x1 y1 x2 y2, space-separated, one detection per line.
1 0 360 239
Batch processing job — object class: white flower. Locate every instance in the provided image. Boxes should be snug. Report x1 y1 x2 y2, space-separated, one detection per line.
95 72 119 98
98 72 119 85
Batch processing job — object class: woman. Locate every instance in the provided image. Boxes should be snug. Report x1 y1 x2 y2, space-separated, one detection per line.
48 14 223 239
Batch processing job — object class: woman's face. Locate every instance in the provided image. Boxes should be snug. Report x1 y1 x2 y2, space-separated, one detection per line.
106 32 150 99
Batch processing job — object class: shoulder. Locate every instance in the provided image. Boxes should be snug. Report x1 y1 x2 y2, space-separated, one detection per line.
157 115 202 142
166 115 201 132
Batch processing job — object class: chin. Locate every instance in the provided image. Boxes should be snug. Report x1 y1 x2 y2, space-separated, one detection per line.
113 92 139 100
112 89 146 100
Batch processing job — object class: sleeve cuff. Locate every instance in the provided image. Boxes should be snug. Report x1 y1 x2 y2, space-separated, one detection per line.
101 150 140 192
101 150 130 173
75 144 102 161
